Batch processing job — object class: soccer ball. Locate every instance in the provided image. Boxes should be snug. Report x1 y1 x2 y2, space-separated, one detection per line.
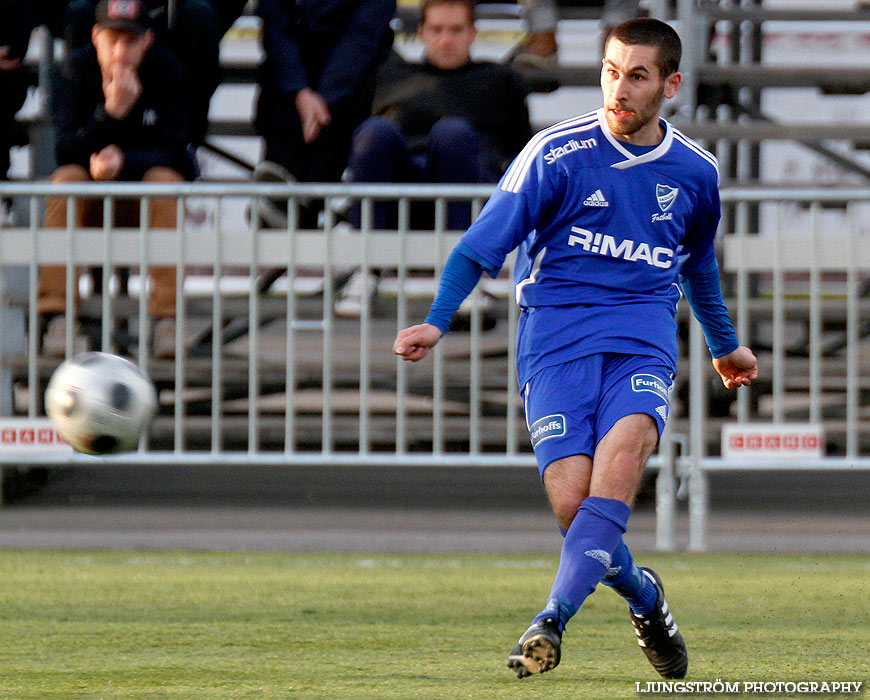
45 352 158 455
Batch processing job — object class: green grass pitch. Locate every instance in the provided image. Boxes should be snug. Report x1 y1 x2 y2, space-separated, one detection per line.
0 551 866 699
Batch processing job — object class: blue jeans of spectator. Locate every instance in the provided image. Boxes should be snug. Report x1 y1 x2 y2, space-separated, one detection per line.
347 116 496 231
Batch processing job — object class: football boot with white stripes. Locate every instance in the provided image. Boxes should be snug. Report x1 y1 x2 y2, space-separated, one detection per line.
629 567 689 678
507 617 562 678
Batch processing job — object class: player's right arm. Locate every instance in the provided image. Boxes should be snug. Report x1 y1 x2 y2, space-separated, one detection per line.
393 323 443 362
393 133 563 362
394 243 486 362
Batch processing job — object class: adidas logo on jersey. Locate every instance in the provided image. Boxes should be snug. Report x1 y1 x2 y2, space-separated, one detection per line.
583 190 609 207
655 405 668 421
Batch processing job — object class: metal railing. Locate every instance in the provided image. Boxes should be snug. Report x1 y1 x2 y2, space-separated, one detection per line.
682 187 870 550
0 182 868 551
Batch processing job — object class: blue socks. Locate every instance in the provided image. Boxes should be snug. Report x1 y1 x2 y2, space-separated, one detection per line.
600 538 659 615
533 496 657 633
533 496 630 633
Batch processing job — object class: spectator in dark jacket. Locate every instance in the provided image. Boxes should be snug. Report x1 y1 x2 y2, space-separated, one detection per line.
334 0 531 316
64 0 247 144
39 0 195 357
251 0 394 228
348 0 531 230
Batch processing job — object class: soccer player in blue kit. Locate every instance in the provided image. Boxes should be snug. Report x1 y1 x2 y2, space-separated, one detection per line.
393 18 757 679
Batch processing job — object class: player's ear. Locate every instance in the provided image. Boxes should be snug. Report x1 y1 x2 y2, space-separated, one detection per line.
664 71 682 99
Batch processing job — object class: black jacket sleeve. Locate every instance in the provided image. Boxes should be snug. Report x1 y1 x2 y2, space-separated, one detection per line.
257 0 394 105
315 0 395 106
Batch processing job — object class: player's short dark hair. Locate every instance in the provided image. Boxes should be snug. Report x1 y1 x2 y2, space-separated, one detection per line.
421 0 476 26
607 18 682 78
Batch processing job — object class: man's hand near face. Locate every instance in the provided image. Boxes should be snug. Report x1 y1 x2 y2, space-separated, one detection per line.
103 63 142 119
90 144 125 180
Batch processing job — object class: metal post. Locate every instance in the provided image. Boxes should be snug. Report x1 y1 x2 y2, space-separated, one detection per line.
688 319 709 551
655 422 677 551
676 0 702 117
688 460 709 552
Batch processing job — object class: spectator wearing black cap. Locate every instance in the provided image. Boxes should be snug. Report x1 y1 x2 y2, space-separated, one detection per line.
64 0 246 145
38 0 196 358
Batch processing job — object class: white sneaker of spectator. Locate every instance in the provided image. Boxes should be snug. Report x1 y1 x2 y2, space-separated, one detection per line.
334 269 379 318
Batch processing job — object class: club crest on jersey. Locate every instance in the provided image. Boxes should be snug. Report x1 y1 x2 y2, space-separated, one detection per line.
631 374 669 402
656 184 679 212
529 414 566 448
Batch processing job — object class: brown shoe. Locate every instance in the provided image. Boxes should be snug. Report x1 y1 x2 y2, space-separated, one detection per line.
511 30 558 67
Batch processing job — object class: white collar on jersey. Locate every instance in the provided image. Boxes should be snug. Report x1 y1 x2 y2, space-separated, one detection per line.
596 108 673 169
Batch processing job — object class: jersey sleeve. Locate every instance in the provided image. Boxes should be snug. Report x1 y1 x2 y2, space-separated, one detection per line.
423 243 485 333
676 172 720 275
459 144 565 275
680 258 738 357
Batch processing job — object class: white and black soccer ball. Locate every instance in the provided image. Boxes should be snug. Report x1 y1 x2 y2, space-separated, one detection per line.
45 352 158 455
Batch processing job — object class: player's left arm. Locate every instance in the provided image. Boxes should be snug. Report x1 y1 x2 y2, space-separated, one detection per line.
711 346 757 389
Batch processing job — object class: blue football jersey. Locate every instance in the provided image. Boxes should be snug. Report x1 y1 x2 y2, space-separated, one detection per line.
459 108 722 385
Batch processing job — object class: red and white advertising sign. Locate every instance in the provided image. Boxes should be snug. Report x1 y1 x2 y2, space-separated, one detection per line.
0 418 73 455
721 424 824 461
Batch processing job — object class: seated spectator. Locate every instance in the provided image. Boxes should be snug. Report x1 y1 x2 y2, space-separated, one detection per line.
39 0 196 358
64 0 247 145
251 0 395 229
336 0 532 316
0 0 40 225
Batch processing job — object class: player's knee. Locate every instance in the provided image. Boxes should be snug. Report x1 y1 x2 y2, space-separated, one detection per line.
550 493 583 532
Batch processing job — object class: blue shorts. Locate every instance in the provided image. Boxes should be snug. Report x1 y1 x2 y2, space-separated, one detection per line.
521 353 675 479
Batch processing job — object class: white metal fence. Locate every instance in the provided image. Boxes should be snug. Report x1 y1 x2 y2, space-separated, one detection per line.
682 187 870 550
0 182 868 549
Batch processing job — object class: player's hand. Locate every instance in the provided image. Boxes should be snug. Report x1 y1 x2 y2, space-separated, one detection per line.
89 145 124 181
295 88 331 143
712 346 758 389
393 323 443 362
103 64 142 119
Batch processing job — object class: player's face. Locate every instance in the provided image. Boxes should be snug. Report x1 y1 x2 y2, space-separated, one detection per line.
601 38 681 144
420 3 477 70
91 26 153 72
